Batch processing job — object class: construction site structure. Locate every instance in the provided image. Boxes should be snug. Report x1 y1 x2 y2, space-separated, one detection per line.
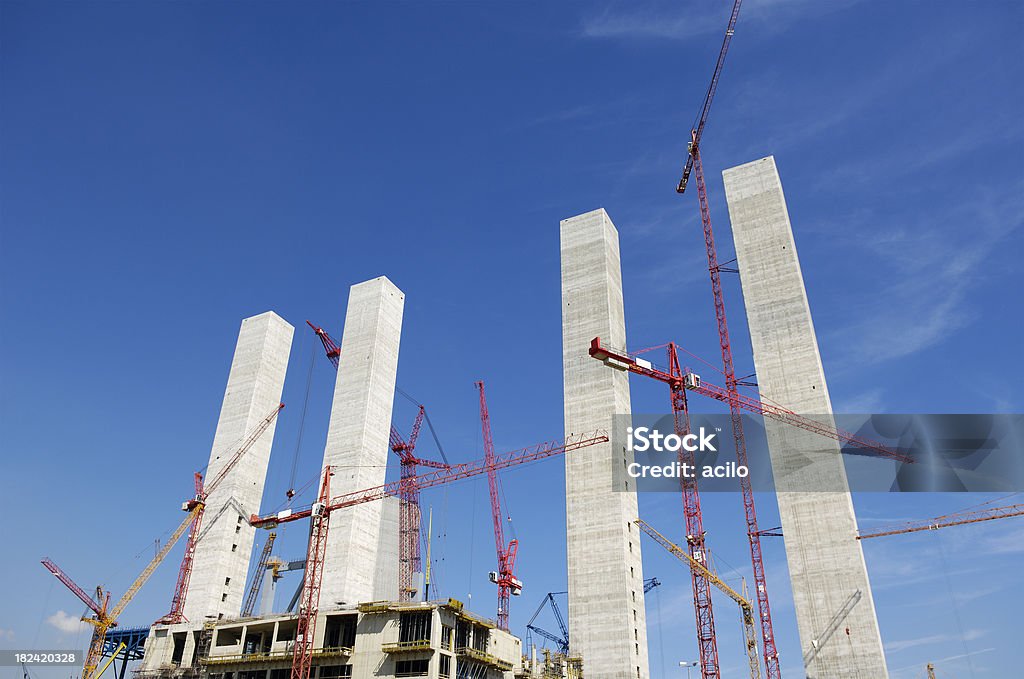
722 156 888 678
319 277 405 607
138 599 520 679
247 428 608 679
170 312 293 624
560 208 650 679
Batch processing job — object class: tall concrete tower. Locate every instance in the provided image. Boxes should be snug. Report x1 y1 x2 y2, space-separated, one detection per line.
319 276 405 609
184 311 293 622
722 157 889 678
560 209 650 679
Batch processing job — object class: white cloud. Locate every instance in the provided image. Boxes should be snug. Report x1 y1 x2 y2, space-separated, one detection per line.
46 610 88 634
0 628 13 640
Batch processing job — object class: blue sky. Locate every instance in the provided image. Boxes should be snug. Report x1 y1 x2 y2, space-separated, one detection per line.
1 1 1022 678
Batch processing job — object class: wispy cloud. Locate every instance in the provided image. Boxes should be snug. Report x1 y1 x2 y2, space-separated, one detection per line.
46 610 88 634
0 628 13 641
579 0 867 42
886 628 985 653
825 178 1024 370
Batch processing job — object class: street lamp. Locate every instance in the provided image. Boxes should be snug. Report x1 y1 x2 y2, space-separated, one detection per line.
679 661 698 679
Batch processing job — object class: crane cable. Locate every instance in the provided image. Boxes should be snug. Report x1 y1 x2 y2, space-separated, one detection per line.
287 336 317 504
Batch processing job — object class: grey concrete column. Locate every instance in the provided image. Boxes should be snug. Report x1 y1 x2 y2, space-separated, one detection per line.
320 276 405 608
723 157 888 678
561 209 650 679
184 311 294 622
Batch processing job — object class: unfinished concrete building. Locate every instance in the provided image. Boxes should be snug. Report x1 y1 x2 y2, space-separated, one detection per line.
320 276 406 608
138 599 520 679
184 312 294 623
722 156 889 678
560 208 650 679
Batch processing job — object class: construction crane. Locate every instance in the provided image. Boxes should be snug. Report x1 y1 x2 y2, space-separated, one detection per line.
476 380 522 630
528 580 658 654
307 320 449 600
250 429 609 679
635 519 760 679
525 592 569 654
242 532 277 616
672 0 787 675
41 503 202 679
157 402 285 624
857 502 1024 539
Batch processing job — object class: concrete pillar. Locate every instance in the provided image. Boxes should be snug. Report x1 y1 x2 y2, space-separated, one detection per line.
560 209 650 679
722 157 888 678
373 496 401 601
320 276 405 608
184 311 294 622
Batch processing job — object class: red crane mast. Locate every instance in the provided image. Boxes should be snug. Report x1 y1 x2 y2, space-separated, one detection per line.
157 403 284 624
476 381 522 631
390 406 449 600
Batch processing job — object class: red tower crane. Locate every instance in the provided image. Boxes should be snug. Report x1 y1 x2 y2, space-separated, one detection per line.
676 2 786 675
391 406 449 600
251 430 608 679
156 403 284 624
476 381 522 631
590 337 911 677
307 320 449 601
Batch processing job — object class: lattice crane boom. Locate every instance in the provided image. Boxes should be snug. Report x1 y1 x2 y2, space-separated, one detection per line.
857 503 1024 539
242 532 277 616
677 0 743 196
590 338 910 464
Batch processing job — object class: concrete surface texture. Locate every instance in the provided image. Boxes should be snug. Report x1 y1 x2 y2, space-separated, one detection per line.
320 276 405 609
723 156 889 678
183 311 294 622
560 208 650 679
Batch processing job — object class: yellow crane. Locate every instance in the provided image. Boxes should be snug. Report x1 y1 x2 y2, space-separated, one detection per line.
634 518 760 679
42 505 201 679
